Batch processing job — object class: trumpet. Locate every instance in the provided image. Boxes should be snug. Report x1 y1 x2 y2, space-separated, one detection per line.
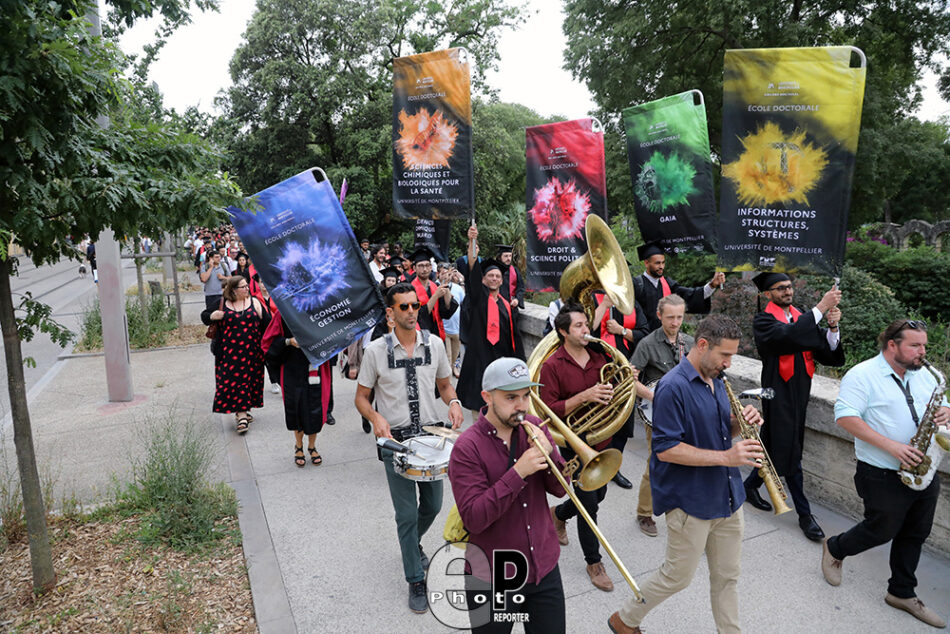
519 412 644 602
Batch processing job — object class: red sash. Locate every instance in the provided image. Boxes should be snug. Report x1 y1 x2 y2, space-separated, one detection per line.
509 266 518 301
411 277 444 340
486 293 515 350
764 302 814 382
594 292 636 349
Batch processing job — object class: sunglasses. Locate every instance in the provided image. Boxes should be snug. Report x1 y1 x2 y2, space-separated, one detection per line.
897 319 927 333
395 302 421 312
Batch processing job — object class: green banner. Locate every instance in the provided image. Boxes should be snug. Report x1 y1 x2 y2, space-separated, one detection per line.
622 90 717 254
718 46 866 276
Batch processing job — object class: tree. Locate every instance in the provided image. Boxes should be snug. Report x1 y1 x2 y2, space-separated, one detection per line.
214 0 526 242
562 0 950 227
0 0 241 592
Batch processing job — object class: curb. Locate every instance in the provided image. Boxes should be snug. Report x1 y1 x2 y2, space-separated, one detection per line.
59 342 208 360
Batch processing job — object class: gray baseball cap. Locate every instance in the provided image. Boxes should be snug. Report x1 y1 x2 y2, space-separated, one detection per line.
481 358 542 392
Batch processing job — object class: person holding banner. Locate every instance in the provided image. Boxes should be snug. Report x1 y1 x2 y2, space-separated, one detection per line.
458 223 525 416
633 241 724 332
354 282 464 614
744 273 844 542
407 247 458 341
496 244 525 311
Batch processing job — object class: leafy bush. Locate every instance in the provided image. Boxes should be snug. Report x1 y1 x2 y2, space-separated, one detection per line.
846 242 950 321
77 295 178 351
119 415 236 551
78 300 103 350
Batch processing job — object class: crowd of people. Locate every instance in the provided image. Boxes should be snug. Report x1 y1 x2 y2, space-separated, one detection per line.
187 223 946 632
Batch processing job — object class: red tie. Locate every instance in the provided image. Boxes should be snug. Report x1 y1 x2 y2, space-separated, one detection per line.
487 296 500 344
659 276 671 297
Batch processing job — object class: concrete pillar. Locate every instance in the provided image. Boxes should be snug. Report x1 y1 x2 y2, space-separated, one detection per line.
96 230 133 402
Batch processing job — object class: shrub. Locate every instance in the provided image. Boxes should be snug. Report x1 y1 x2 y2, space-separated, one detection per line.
846 243 950 321
78 300 103 350
77 295 178 351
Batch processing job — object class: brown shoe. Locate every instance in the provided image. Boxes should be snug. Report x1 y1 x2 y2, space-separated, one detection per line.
586 561 614 592
608 611 642 634
637 515 658 537
551 506 568 546
821 538 842 586
885 593 947 628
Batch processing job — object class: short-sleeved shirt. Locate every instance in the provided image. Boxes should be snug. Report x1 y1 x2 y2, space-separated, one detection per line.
834 352 949 470
650 357 745 519
202 262 229 296
357 330 450 429
630 328 695 386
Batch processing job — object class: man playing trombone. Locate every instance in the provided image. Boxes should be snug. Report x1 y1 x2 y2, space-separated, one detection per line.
448 357 568 633
608 315 763 634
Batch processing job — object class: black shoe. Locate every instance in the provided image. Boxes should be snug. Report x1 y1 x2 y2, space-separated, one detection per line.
799 514 825 542
612 472 633 489
744 486 772 512
408 581 428 613
326 413 336 425
419 544 429 570
362 418 371 433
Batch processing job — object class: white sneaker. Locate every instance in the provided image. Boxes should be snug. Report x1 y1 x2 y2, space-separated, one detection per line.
271 383 281 394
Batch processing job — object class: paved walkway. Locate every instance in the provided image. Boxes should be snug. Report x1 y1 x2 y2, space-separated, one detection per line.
3 339 948 633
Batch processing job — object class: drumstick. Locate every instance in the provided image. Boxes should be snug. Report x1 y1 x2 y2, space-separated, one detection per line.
376 437 418 455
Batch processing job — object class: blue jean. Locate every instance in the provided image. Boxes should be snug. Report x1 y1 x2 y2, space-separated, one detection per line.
382 448 443 583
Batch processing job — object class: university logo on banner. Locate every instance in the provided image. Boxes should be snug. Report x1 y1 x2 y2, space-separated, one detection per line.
229 169 385 363
622 90 717 254
392 48 474 219
718 46 867 276
525 118 607 291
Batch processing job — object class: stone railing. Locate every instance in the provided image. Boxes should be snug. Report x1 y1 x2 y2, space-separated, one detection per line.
519 301 950 558
878 220 950 251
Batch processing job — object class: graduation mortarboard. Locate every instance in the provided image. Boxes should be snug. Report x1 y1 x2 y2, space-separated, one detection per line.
482 258 503 274
636 241 665 261
380 266 402 279
752 272 791 292
409 247 436 264
495 244 514 254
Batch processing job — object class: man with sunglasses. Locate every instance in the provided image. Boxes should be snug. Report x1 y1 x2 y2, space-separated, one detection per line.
744 273 844 542
821 319 948 628
355 282 464 614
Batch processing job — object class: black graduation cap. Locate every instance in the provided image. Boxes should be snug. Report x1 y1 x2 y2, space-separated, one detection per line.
636 241 665 261
409 246 436 264
380 266 402 279
752 272 791 292
482 258 503 274
495 244 514 254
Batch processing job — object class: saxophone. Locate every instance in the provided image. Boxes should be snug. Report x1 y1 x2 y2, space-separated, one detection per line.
722 377 792 515
899 360 950 490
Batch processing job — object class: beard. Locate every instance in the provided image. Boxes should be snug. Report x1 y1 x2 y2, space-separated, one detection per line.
499 410 526 429
898 354 925 371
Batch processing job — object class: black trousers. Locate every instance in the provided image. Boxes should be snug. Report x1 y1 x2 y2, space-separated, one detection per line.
554 444 607 565
466 564 565 634
828 461 939 599
744 458 811 516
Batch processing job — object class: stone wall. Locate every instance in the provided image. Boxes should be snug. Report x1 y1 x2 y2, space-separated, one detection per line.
519 301 950 558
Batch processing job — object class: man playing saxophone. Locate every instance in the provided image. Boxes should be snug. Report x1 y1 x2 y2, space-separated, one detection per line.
608 315 763 634
822 319 949 629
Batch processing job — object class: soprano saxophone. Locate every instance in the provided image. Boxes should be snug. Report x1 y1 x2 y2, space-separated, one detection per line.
899 360 950 490
722 377 792 515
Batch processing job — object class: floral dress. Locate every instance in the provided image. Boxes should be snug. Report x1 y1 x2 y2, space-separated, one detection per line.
212 302 266 414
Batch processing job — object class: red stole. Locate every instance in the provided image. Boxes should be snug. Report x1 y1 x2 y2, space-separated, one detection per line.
659 276 671 296
508 266 518 300
764 301 814 382
594 292 636 349
411 277 445 340
261 308 332 422
486 293 515 349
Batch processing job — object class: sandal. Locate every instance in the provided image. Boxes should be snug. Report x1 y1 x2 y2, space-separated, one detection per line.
309 447 322 466
236 417 249 434
294 445 306 468
246 413 254 423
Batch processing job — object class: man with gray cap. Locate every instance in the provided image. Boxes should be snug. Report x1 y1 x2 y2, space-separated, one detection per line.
449 357 568 633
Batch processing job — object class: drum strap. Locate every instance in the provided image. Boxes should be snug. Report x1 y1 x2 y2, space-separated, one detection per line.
385 330 432 425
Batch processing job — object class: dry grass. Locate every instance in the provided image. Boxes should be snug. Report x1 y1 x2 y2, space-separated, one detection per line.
0 516 255 633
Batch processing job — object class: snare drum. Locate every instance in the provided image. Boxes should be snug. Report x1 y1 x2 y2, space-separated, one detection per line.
393 435 454 482
635 380 659 427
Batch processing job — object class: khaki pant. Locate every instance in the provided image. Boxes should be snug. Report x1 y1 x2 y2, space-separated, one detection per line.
618 507 744 633
445 333 461 371
637 425 653 517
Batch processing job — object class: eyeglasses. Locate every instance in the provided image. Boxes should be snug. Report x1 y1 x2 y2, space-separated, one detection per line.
237 284 249 289
396 302 422 312
768 284 793 292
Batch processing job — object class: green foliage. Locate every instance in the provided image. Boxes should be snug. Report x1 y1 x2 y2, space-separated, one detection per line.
77 295 178 351
562 0 950 229
118 415 237 551
846 243 950 321
12 292 74 348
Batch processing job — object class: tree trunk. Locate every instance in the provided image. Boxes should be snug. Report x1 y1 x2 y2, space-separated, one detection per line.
134 238 147 325
0 257 56 592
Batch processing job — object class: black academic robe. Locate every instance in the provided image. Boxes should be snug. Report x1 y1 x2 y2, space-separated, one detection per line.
457 258 526 410
592 295 650 359
753 306 845 475
633 274 711 332
408 274 458 340
499 264 526 307
265 318 333 435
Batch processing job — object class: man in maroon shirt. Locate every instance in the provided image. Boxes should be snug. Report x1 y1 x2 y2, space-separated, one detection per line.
544 302 621 592
449 357 568 633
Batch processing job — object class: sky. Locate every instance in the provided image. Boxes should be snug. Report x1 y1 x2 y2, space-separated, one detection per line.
119 0 947 122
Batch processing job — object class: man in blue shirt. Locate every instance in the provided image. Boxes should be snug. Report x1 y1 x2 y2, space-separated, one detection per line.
822 319 949 629
608 315 763 634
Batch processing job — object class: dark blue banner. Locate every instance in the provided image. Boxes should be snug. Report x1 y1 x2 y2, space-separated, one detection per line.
229 169 385 364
